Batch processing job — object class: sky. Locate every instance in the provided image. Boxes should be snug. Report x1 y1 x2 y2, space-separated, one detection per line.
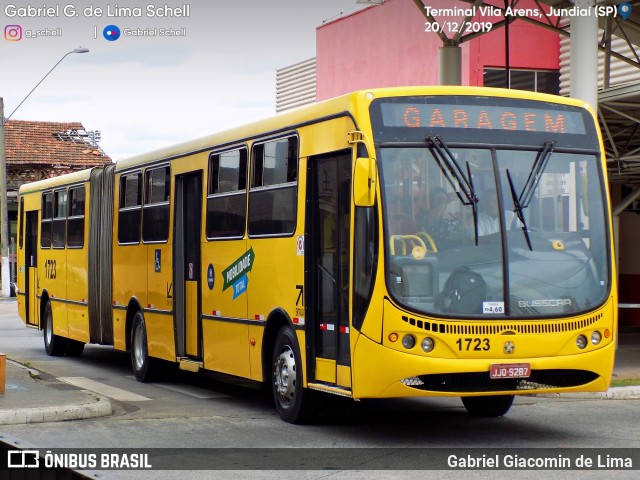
0 1 373 160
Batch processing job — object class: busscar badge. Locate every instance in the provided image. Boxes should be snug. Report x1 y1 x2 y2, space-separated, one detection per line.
503 341 515 354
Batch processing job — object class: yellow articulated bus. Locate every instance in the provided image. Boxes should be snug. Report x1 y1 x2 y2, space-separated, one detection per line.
16 86 616 423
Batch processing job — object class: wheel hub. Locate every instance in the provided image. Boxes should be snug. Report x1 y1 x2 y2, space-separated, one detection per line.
274 346 296 403
133 324 145 371
45 317 53 344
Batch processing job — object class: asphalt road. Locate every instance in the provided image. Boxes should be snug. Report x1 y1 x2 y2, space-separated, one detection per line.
1 303 639 479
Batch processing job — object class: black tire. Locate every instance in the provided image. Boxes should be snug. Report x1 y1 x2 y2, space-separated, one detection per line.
43 301 67 356
462 395 515 417
271 325 315 424
65 339 85 357
130 310 157 382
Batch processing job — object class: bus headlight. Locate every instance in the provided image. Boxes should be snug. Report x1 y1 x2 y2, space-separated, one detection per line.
591 331 602 345
402 334 416 349
421 337 434 353
576 335 588 349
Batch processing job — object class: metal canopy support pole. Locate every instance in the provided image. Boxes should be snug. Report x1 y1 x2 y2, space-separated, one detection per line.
569 2 607 262
603 14 613 89
413 0 463 86
569 0 598 110
439 44 462 86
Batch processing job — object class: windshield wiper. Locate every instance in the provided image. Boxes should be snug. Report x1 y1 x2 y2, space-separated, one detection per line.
506 140 555 251
426 136 480 244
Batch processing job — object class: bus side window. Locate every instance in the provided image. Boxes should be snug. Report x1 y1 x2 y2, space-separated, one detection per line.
142 166 170 243
353 205 378 330
118 172 142 245
52 189 68 248
248 136 298 236
67 186 86 248
18 197 24 249
206 148 247 239
41 192 54 248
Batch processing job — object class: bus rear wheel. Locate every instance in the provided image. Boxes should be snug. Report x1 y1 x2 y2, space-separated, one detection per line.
43 301 67 356
462 395 514 417
130 311 157 382
272 325 314 424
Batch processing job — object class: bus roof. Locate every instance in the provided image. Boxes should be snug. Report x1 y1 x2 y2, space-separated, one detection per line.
18 167 95 195
114 86 590 172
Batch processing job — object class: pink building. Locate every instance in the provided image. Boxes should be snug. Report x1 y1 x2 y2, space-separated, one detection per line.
316 0 560 100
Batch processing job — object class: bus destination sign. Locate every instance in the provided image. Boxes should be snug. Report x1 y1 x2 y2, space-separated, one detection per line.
380 103 587 135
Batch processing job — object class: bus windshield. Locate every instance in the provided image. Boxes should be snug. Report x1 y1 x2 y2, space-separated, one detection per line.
373 98 609 318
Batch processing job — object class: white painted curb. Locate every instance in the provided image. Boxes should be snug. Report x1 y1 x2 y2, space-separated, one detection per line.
539 386 640 400
600 386 640 399
0 395 112 425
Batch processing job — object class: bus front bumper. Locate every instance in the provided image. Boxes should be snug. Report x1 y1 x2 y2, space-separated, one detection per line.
351 333 615 399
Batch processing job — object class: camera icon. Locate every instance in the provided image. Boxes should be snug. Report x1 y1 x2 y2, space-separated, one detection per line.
4 24 22 41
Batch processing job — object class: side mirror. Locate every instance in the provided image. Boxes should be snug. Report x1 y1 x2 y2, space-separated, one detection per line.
354 157 377 207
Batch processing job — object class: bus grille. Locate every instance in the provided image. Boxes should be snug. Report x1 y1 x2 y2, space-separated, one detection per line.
400 369 599 392
400 313 603 336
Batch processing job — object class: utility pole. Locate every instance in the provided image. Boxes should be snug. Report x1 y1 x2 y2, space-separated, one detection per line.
0 48 89 296
0 98 10 296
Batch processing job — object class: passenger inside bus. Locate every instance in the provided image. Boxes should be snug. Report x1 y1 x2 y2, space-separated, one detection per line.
477 189 500 237
477 187 523 241
418 187 466 248
387 197 416 236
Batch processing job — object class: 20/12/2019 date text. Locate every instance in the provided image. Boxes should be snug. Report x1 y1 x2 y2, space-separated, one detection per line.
425 21 493 34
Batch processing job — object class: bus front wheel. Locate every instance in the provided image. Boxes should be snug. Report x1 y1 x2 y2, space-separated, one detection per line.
271 325 315 424
43 301 67 356
65 340 85 357
130 311 156 382
461 395 514 417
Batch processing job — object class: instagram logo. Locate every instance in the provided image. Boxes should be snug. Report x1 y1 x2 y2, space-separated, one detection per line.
4 24 22 41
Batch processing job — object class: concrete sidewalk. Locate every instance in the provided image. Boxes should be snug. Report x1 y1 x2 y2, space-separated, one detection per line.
0 359 112 425
0 299 639 426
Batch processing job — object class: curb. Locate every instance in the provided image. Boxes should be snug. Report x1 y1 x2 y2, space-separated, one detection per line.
0 394 112 425
600 386 640 399
538 385 640 400
0 361 113 426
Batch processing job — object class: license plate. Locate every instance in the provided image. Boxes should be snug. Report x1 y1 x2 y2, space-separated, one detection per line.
490 363 531 379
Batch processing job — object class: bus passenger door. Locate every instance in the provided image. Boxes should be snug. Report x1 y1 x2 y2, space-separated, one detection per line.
308 151 352 389
174 172 203 360
24 211 39 327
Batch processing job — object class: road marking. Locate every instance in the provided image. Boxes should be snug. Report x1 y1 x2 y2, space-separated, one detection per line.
58 377 151 402
152 382 229 399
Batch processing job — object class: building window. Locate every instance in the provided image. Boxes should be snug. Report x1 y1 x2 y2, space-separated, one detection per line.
118 172 142 244
142 166 170 242
206 147 247 239
483 68 560 95
67 186 85 248
248 136 298 236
